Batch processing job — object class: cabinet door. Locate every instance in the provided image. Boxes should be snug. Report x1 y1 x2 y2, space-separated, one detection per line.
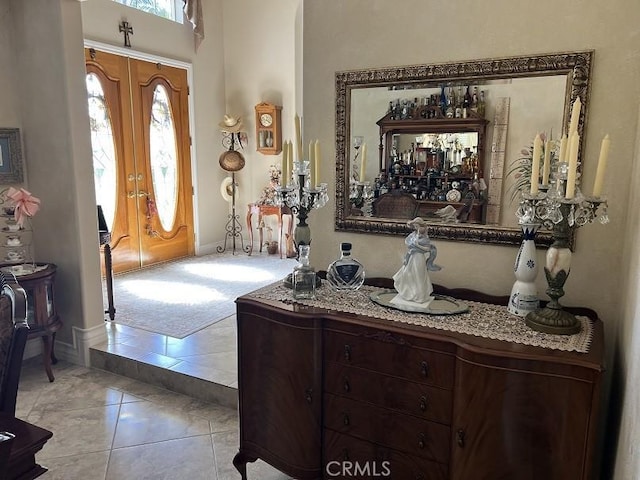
237 308 321 478
451 359 596 480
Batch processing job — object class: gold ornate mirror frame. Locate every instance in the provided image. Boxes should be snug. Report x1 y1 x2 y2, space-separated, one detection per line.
334 50 593 246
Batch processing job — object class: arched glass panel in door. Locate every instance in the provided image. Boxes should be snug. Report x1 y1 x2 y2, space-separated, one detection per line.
86 73 117 230
149 84 178 231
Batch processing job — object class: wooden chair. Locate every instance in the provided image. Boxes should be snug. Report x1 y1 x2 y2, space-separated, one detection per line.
0 271 29 416
372 191 418 219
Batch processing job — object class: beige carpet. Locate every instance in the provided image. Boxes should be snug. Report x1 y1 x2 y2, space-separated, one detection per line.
108 252 297 338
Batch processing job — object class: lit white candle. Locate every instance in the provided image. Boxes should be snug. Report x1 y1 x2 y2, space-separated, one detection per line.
542 139 552 186
360 143 367 183
294 114 302 162
565 132 579 199
314 140 320 185
558 133 568 163
530 134 542 195
568 97 581 136
592 134 610 198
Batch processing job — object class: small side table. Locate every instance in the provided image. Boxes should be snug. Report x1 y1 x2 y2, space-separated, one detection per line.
246 203 293 258
1 263 61 382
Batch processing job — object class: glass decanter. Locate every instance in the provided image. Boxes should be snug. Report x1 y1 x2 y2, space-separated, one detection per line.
292 245 316 300
326 242 365 290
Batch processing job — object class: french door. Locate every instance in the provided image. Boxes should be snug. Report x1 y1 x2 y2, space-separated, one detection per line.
85 49 194 273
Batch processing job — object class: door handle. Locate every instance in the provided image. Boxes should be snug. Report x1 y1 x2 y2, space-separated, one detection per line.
127 191 149 198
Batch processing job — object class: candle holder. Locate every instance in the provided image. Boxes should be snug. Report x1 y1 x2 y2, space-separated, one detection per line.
516 163 609 335
275 160 328 251
349 181 374 216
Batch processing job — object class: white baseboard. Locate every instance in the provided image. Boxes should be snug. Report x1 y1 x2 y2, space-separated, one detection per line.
22 323 108 367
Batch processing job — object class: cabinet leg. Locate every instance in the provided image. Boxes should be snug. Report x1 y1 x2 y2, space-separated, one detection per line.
41 335 55 382
233 451 257 480
50 332 58 365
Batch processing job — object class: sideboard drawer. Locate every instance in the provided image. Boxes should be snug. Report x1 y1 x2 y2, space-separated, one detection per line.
324 362 452 424
324 392 450 464
324 429 448 480
324 329 454 389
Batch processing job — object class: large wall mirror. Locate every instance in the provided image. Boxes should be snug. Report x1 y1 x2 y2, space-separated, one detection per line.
335 51 593 246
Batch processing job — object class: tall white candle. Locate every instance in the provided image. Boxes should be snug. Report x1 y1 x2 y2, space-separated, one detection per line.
281 141 288 185
287 141 293 179
565 132 579 199
558 133 568 163
568 97 581 136
294 115 302 162
542 139 552 186
592 134 610 197
314 140 320 185
360 143 367 183
530 134 542 195
308 140 315 184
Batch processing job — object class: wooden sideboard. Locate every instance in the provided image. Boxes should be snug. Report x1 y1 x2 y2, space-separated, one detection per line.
233 283 604 480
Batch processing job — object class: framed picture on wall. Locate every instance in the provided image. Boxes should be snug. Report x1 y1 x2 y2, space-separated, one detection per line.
0 128 24 184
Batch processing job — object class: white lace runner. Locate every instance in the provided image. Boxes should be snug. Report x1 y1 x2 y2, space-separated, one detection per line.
248 282 593 353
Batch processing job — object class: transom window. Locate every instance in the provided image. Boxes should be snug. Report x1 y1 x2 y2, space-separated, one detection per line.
113 0 183 23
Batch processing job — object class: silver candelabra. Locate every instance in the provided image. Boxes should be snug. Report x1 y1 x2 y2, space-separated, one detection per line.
275 160 328 250
516 161 608 335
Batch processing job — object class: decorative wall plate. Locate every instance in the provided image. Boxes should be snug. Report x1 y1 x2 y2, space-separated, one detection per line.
370 290 469 315
446 189 462 202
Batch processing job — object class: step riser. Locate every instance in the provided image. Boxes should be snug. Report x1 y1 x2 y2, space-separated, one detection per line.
89 348 238 409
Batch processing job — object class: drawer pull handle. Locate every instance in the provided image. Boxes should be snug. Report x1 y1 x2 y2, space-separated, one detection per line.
419 395 428 411
420 361 429 377
344 344 351 361
343 378 350 392
305 388 313 404
343 413 350 426
457 429 465 447
418 433 426 449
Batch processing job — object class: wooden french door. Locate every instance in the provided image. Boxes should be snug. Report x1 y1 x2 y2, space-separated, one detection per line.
85 49 194 273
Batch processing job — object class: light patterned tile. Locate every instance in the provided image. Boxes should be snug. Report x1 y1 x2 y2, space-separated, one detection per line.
29 405 120 459
37 450 110 480
113 400 211 448
107 436 216 480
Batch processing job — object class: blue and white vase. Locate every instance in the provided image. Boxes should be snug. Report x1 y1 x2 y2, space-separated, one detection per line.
508 223 540 316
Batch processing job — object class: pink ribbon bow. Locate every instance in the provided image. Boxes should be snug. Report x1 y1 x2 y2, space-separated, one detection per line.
6 187 41 226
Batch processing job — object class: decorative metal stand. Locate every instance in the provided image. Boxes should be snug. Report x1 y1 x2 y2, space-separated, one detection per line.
216 172 249 255
217 132 250 255
275 160 328 250
516 163 608 334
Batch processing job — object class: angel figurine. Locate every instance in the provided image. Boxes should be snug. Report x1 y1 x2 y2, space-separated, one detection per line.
390 217 442 308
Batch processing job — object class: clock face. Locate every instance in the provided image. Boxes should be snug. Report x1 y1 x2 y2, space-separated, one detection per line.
260 113 273 127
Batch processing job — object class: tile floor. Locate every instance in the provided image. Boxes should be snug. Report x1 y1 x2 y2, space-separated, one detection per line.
16 253 299 478
16 355 291 479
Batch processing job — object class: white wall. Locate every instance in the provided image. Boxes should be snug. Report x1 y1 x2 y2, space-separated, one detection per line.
7 0 104 353
614 102 640 479
221 0 300 245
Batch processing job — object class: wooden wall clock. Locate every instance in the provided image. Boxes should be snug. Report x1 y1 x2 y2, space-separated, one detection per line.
255 102 282 155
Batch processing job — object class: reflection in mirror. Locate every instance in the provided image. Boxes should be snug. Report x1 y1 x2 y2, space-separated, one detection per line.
335 51 593 246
